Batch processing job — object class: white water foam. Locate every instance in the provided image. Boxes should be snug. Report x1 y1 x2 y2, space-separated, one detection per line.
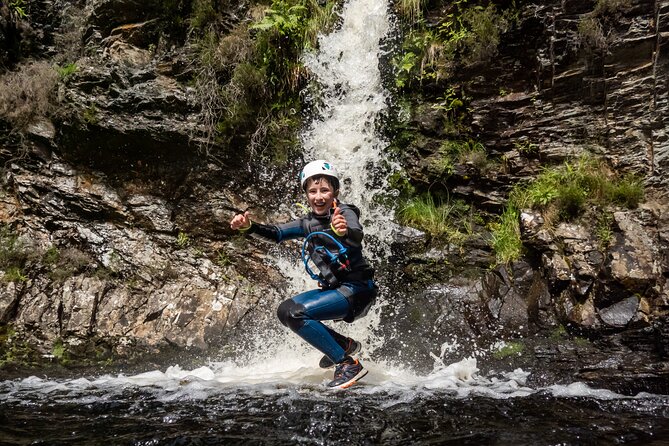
2 357 655 405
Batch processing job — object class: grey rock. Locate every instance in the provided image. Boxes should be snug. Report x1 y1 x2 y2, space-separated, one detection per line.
599 296 639 328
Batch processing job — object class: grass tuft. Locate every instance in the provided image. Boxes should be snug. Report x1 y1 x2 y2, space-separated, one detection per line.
490 155 645 264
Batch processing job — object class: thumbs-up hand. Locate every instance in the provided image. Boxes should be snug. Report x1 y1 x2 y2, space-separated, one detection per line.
331 206 347 236
230 211 251 230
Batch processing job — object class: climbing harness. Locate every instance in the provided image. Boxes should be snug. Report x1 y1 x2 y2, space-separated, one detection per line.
302 231 351 288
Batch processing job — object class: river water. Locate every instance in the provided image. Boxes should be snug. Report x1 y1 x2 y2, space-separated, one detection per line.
2 0 668 444
2 359 669 445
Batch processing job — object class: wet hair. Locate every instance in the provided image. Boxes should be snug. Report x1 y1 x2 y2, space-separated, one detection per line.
303 174 340 193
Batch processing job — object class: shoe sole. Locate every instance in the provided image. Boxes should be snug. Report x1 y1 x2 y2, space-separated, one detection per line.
333 368 368 390
319 342 362 369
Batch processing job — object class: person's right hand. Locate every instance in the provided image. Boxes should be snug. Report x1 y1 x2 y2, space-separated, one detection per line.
230 211 251 230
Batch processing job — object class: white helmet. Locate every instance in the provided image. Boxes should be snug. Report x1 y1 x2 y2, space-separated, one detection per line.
299 160 339 189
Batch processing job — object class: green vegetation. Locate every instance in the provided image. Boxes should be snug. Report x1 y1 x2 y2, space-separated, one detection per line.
0 226 31 283
577 16 606 49
593 0 632 16
432 139 490 177
549 325 568 340
56 62 78 79
190 0 218 30
0 325 38 368
189 0 340 162
397 194 474 244
0 234 105 283
493 341 524 359
177 231 191 248
458 4 510 66
514 140 538 156
393 0 514 89
46 247 94 282
216 250 234 268
490 155 645 264
490 207 522 264
433 86 471 131
595 211 614 248
52 339 67 361
578 0 632 49
396 0 426 23
9 0 27 19
82 104 98 125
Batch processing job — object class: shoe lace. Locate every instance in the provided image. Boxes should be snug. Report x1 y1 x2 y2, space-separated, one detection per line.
334 359 356 379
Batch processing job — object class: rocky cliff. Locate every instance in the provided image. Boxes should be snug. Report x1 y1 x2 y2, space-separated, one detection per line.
0 0 667 393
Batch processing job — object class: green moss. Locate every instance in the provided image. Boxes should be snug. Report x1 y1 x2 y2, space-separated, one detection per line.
52 340 66 360
0 325 38 368
549 325 568 340
82 104 98 125
388 170 416 200
573 336 592 347
493 341 524 359
177 231 191 248
56 62 77 79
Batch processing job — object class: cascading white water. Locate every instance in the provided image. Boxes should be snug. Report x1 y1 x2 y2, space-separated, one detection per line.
245 0 399 370
278 0 399 361
301 0 397 241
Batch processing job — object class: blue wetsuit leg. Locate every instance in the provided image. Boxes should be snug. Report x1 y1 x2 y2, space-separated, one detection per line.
283 288 351 364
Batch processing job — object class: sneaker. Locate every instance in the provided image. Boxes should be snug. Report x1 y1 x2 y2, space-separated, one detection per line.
319 338 361 369
327 357 367 389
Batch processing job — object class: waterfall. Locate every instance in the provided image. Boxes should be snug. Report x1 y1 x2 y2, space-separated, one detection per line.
240 0 398 372
301 0 396 242
272 0 398 360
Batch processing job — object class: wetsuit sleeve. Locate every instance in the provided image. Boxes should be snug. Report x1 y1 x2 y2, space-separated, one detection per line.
338 206 363 248
244 219 305 243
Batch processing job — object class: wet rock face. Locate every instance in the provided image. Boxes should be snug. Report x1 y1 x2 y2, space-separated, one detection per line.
517 203 668 333
0 151 287 360
387 0 669 389
406 0 669 197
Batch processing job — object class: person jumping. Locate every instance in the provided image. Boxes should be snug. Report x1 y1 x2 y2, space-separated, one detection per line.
229 160 377 389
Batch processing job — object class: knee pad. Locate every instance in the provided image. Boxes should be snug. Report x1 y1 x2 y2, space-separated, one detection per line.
276 299 306 331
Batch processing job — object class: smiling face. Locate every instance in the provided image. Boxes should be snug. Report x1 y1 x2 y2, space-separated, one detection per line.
305 176 338 215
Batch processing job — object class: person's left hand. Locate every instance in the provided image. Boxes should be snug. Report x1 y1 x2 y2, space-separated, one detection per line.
331 206 348 236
